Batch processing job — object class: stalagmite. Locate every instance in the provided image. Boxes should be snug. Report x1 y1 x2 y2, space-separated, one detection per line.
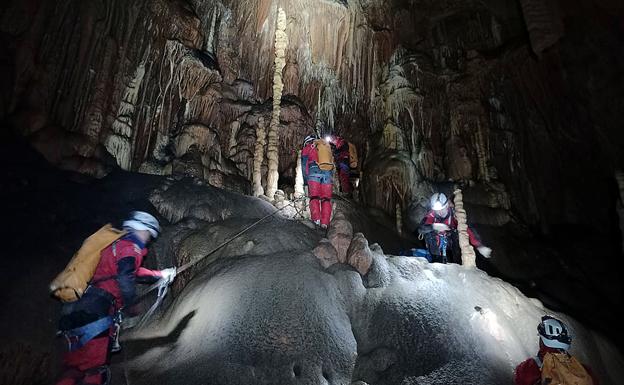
265 7 288 201
294 149 305 217
253 117 267 197
454 188 476 267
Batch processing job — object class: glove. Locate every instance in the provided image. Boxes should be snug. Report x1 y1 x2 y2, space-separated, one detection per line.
160 267 177 284
477 246 492 258
432 223 450 232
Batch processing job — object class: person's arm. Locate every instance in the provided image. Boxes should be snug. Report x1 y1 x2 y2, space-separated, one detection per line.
418 212 435 234
117 257 137 307
583 365 599 385
451 215 483 247
301 151 309 184
136 266 162 284
513 358 541 385
467 226 483 248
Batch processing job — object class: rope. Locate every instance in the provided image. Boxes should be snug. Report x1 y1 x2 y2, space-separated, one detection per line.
134 196 307 303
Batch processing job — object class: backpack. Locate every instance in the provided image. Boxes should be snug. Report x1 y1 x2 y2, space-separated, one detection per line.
50 224 126 302
315 139 334 171
348 142 358 169
538 352 593 385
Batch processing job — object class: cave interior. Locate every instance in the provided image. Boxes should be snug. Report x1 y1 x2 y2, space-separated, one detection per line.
1 0 623 384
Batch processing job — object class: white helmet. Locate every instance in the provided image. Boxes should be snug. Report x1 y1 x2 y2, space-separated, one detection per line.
123 211 161 239
538 315 571 350
303 134 318 146
430 193 449 211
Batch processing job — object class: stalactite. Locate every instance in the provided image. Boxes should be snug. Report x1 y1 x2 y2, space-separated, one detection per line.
454 188 476 268
105 62 146 170
253 117 267 197
395 203 402 235
228 120 239 157
206 6 218 53
265 7 288 201
518 0 564 56
294 149 305 217
474 121 490 182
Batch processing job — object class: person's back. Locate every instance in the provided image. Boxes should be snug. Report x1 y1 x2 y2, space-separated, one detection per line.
55 211 176 385
301 135 334 229
514 316 598 385
91 230 177 309
301 136 318 177
331 136 352 194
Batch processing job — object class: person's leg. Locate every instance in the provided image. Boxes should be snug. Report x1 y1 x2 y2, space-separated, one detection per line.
339 164 352 193
320 181 333 226
449 231 461 264
424 232 444 263
56 336 109 385
80 337 109 384
308 180 321 224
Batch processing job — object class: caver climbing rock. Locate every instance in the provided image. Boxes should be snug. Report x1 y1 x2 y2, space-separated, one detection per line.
53 211 177 385
302 134 335 229
418 192 492 264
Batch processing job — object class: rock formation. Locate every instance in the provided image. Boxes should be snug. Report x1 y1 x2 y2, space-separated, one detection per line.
2 0 624 382
253 117 267 197
454 188 477 267
265 7 288 201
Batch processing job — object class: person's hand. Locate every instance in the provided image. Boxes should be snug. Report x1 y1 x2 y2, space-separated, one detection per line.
160 267 177 284
477 246 492 258
432 223 450 232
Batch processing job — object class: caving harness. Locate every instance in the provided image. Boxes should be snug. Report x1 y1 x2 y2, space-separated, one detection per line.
439 232 448 263
58 312 118 352
58 196 307 355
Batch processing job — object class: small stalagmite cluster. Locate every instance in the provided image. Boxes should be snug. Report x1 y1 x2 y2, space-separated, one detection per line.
313 211 375 275
2 1 624 382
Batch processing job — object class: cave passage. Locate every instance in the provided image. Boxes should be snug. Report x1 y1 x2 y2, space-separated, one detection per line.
1 0 623 384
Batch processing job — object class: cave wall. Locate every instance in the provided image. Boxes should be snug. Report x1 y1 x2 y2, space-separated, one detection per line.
1 0 623 229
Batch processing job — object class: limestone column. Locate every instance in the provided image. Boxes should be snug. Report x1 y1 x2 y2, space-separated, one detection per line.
454 188 476 267
265 7 288 200
253 117 267 197
294 149 305 217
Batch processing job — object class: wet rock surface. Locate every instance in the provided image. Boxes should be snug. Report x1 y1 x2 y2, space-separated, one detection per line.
1 0 624 383
1 136 623 384
124 184 624 384
2 2 623 328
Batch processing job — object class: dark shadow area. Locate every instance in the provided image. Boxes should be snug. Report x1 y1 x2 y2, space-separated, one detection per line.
124 310 197 352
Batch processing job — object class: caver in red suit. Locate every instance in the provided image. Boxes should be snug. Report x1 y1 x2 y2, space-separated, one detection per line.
417 193 490 264
514 315 599 385
332 136 352 194
514 341 599 385
301 137 334 228
56 212 176 385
